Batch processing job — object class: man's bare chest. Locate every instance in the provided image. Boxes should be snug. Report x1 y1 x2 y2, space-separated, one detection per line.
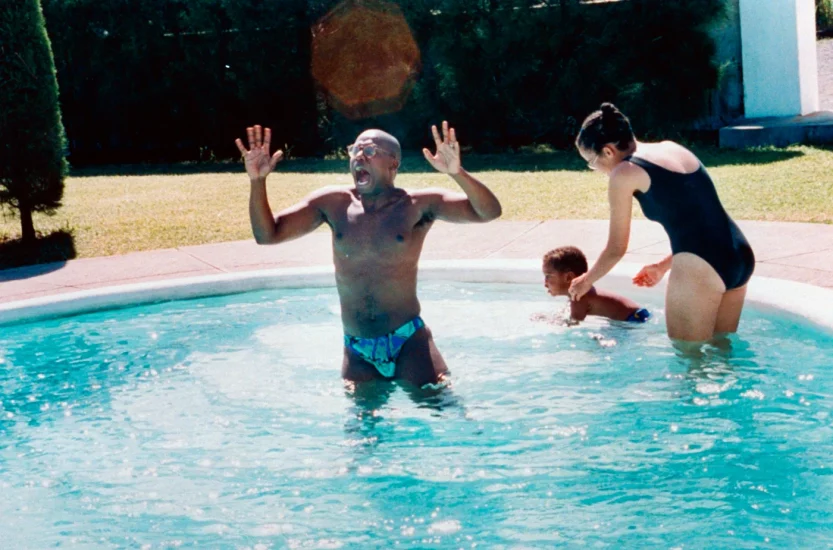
328 202 430 256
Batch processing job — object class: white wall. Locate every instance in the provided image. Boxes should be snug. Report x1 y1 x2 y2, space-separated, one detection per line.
739 0 819 117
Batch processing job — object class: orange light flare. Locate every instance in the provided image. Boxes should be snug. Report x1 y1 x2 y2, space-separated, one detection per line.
311 0 422 120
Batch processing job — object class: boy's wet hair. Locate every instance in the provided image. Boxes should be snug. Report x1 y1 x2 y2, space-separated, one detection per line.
543 246 588 275
575 102 635 154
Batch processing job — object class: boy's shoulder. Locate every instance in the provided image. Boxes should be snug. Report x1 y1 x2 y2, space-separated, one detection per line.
590 287 639 309
585 287 644 322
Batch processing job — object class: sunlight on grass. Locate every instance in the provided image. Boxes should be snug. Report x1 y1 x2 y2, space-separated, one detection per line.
1 145 830 259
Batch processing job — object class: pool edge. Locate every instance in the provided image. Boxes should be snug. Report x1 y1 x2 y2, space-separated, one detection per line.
1 260 832 330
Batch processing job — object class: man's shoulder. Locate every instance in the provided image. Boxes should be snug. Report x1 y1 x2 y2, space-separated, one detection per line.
405 187 456 202
407 186 458 195
308 185 354 202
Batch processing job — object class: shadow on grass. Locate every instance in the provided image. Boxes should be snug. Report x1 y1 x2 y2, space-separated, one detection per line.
448 147 807 172
696 147 806 167
0 229 76 275
68 145 813 177
70 161 244 177
69 152 593 175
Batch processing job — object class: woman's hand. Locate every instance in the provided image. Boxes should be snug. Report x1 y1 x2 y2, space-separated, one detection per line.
632 262 669 287
568 273 593 301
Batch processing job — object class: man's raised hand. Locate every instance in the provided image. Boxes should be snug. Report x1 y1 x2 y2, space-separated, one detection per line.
235 125 284 180
422 121 461 175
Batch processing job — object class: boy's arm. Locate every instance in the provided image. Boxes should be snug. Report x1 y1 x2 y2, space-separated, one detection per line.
570 297 589 321
592 288 644 322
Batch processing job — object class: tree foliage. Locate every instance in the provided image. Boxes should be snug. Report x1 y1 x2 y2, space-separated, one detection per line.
40 0 725 163
0 0 67 242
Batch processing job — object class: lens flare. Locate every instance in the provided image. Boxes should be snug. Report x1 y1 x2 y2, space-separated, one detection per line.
311 0 421 120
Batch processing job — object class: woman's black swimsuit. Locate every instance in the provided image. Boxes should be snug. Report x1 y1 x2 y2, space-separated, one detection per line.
628 156 755 290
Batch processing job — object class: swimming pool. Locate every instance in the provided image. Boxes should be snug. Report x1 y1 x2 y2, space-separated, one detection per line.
1 263 833 547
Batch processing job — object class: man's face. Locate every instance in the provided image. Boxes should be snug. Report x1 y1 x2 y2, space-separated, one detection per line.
348 137 397 194
543 267 573 296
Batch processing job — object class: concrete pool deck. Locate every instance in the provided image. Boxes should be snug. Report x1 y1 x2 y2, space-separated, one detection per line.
2 220 833 305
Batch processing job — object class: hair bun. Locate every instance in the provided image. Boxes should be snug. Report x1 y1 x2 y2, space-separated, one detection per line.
577 103 633 152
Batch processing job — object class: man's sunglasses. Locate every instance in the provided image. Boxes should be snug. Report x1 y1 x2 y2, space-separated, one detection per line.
347 143 392 159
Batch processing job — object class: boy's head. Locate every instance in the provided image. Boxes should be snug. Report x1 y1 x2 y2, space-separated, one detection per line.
542 246 588 296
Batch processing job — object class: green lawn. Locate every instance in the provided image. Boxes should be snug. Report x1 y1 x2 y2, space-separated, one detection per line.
1 145 831 265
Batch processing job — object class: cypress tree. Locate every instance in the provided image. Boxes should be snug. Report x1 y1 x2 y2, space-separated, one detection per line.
0 0 68 243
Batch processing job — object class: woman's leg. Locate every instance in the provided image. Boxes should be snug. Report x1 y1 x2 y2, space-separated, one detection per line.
665 253 726 342
714 284 748 334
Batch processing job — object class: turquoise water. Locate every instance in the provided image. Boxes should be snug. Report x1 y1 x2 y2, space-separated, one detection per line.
1 282 833 548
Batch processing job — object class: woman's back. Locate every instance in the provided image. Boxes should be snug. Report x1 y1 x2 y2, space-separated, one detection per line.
631 141 700 175
628 142 753 290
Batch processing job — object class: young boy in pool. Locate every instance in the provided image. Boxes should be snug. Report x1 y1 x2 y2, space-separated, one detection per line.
541 246 650 324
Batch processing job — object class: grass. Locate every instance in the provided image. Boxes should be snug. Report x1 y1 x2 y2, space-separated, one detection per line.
0 145 831 263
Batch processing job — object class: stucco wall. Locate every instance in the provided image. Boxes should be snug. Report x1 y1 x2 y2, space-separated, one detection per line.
738 0 819 117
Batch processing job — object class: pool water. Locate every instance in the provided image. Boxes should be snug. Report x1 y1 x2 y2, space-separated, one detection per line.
1 282 833 548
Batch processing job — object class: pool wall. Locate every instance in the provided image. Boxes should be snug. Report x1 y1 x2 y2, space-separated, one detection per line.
1 260 832 330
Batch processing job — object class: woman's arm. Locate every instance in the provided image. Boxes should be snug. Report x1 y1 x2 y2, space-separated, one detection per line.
569 164 644 301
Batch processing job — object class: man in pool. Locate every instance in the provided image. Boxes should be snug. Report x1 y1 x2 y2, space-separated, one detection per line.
235 122 502 387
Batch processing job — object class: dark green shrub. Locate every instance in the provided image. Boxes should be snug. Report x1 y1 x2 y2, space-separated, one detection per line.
819 0 833 35
0 0 67 242
40 0 725 162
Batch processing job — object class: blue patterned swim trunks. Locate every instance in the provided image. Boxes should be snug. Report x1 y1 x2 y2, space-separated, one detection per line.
625 308 651 323
344 316 425 378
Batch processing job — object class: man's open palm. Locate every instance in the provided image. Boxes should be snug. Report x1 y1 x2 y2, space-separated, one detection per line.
235 125 283 180
423 121 461 175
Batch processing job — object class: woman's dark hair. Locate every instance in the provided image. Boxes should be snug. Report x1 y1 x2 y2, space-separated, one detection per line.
575 102 635 153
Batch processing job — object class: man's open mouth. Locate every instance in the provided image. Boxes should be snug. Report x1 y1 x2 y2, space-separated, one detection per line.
354 167 370 185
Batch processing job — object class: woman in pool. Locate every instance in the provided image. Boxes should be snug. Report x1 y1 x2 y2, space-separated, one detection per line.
568 103 755 342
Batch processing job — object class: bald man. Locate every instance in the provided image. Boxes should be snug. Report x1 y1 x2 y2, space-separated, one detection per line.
236 123 502 387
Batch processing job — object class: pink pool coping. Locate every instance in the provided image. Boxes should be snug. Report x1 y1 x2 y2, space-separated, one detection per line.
2 219 833 305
